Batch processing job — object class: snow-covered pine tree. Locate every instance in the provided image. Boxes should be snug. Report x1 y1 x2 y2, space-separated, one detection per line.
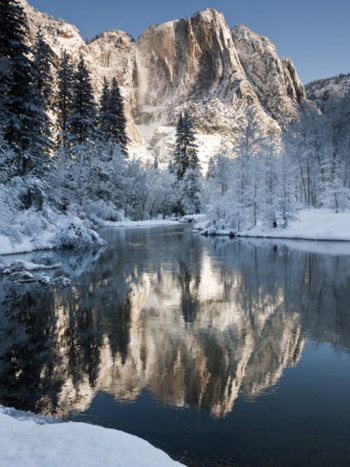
98 77 129 155
173 111 199 180
0 134 16 183
32 29 53 110
173 111 201 214
55 50 74 148
173 112 186 179
110 77 129 156
0 0 51 175
0 0 28 122
98 76 110 143
67 55 97 146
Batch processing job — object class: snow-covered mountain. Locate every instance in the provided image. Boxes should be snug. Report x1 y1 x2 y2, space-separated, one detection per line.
20 0 309 167
305 72 350 112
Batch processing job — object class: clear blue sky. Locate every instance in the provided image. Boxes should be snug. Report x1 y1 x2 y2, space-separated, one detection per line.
28 0 350 84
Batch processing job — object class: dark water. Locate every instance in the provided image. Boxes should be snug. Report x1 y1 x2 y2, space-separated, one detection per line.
1 225 350 466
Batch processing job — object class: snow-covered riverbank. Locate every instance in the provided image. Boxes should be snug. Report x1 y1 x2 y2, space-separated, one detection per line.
1 209 350 259
0 217 179 257
0 406 184 467
0 215 106 256
240 209 350 241
196 209 350 242
99 218 180 228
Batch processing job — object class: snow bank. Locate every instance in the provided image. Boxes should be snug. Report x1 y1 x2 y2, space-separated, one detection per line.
0 216 106 256
197 209 350 242
0 234 36 256
240 209 350 241
0 406 184 467
101 219 180 228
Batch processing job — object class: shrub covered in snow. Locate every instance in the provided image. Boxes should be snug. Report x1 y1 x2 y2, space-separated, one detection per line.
86 199 125 223
51 217 106 250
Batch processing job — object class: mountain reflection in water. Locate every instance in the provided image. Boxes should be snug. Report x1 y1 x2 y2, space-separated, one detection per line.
1 225 350 465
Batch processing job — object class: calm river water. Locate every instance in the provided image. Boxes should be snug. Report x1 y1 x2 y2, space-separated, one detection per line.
1 225 350 466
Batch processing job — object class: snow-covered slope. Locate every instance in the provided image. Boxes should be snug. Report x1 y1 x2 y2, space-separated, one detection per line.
305 72 350 112
0 406 184 467
20 0 310 168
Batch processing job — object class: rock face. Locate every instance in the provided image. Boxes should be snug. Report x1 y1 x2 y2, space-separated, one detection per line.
20 0 309 167
232 25 305 121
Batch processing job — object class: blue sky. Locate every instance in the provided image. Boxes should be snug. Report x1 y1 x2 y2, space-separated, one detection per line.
28 0 349 84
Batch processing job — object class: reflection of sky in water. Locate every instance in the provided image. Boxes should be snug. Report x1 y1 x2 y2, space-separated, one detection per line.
1 226 350 466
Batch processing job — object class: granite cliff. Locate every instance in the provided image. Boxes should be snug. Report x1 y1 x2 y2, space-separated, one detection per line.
19 0 308 167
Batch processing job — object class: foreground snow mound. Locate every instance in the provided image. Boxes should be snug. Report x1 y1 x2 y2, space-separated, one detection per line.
0 406 184 467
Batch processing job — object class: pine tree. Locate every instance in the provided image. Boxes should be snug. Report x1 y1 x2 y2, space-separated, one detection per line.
0 0 51 174
0 0 30 131
173 111 199 180
98 77 129 155
55 50 74 148
173 111 201 214
32 29 53 109
67 55 97 146
98 77 110 138
0 134 16 183
110 77 128 155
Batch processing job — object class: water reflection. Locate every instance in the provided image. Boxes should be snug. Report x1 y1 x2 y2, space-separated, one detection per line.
0 227 350 420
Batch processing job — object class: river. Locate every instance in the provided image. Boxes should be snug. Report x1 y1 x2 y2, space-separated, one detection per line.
1 225 350 466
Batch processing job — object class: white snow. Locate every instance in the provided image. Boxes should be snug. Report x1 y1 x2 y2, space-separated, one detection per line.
239 209 350 242
10 260 62 271
0 406 184 467
0 216 106 257
0 234 43 256
195 209 350 246
100 219 180 228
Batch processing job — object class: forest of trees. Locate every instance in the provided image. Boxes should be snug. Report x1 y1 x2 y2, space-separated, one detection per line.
1 0 350 245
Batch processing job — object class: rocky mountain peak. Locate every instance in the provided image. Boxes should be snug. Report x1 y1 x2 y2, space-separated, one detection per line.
18 0 310 167
232 25 306 121
134 8 250 109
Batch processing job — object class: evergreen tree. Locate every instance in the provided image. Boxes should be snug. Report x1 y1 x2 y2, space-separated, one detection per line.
0 0 51 175
98 76 110 140
98 77 129 155
67 55 97 146
0 0 28 60
55 50 74 148
173 111 199 180
173 111 201 214
0 134 16 183
0 0 28 120
32 29 53 109
0 0 30 130
110 77 128 155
